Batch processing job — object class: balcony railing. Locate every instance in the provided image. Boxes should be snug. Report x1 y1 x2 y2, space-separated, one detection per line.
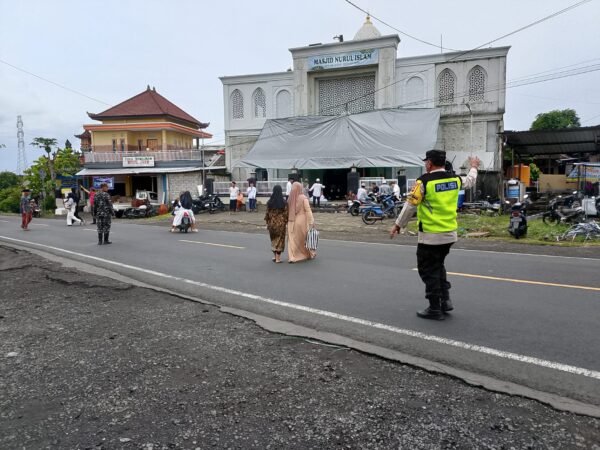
84 149 223 164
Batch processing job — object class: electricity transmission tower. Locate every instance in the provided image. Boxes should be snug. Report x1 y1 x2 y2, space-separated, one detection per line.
16 115 28 175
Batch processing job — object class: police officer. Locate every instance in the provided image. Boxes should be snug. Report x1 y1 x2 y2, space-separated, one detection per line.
390 150 480 320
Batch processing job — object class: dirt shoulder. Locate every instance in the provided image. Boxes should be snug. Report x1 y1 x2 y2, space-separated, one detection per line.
1 245 598 449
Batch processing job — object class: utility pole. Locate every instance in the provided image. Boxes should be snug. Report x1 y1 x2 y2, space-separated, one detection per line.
16 116 27 175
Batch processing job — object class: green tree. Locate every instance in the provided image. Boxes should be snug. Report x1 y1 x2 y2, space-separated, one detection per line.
530 109 581 131
24 146 82 209
30 137 58 183
0 171 20 190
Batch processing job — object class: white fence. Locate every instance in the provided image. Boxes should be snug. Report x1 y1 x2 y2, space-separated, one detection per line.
213 181 288 195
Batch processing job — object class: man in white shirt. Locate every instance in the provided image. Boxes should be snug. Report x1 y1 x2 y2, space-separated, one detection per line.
229 181 239 213
309 178 325 207
286 178 293 199
390 150 480 320
356 183 368 202
246 182 257 212
391 180 401 200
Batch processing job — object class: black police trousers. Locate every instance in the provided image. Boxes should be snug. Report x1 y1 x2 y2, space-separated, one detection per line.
416 243 453 303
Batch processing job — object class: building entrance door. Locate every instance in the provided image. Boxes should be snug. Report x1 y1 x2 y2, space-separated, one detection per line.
146 139 158 150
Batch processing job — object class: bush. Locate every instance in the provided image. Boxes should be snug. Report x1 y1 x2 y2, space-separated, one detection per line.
0 187 22 213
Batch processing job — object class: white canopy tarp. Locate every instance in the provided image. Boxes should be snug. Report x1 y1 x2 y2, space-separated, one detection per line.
234 108 441 169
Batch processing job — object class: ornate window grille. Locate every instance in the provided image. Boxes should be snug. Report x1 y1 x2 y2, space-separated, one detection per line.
253 88 267 118
318 75 375 116
468 66 486 102
438 69 455 104
231 89 244 119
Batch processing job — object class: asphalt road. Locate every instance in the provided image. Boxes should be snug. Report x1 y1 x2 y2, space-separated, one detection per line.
2 215 599 411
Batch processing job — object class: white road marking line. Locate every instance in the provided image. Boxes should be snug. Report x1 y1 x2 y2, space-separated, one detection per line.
179 239 245 249
31 223 49 227
410 268 600 292
0 220 9 223
1 234 600 381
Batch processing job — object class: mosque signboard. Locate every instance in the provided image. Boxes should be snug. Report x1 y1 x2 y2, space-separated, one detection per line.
308 49 379 71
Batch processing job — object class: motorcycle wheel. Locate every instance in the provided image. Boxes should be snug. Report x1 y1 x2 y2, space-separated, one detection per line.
542 213 559 226
208 206 216 214
350 205 359 216
362 210 379 225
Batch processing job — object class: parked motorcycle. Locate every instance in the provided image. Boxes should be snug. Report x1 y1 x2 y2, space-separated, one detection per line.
123 203 156 219
542 191 585 226
192 194 215 214
361 195 400 225
347 193 376 216
508 194 529 239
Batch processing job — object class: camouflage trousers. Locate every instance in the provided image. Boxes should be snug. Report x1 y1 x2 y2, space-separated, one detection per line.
96 215 112 234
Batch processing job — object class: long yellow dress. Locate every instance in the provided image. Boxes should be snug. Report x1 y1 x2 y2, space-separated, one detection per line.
287 197 316 262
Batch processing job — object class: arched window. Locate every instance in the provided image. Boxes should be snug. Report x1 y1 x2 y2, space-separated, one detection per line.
276 90 292 118
468 65 486 102
231 89 244 119
253 88 266 118
405 76 425 107
438 69 456 104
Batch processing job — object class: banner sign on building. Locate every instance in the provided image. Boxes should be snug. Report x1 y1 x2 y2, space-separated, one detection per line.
93 177 114 189
308 49 379 71
567 164 600 181
123 156 155 167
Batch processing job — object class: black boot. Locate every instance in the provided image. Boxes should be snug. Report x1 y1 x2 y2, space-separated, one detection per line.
103 232 112 244
441 298 454 313
417 298 445 320
97 233 103 245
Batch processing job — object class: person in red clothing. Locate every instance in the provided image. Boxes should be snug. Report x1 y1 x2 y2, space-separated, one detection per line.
19 189 33 230
80 185 97 224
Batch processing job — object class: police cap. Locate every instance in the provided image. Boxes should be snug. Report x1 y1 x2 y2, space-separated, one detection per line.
422 149 446 161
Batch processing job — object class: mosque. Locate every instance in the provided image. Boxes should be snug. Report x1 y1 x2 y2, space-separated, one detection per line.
220 16 509 197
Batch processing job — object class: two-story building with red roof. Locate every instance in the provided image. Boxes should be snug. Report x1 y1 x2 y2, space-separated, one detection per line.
76 86 226 202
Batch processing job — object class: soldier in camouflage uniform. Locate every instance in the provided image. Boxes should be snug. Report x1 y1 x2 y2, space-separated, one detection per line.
95 183 114 245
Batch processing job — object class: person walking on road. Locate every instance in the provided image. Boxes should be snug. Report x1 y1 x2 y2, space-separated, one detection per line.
309 178 325 208
390 150 480 320
64 193 83 226
95 183 114 245
264 184 288 263
20 189 33 231
287 182 316 263
229 181 239 213
80 185 97 224
71 187 84 223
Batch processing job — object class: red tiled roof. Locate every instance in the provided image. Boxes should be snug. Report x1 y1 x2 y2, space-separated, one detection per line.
88 86 209 129
75 130 91 139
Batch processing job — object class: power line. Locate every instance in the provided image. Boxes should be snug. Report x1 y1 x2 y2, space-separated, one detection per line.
0 58 112 106
323 0 593 115
343 0 459 51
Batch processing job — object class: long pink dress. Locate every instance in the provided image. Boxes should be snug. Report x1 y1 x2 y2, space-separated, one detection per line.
287 196 315 262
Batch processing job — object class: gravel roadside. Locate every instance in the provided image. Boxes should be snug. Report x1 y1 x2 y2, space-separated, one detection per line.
1 245 599 449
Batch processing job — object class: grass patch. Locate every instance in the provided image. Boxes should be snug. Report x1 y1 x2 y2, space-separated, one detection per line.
406 213 600 246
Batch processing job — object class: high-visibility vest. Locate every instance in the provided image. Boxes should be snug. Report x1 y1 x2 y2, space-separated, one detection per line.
417 171 462 233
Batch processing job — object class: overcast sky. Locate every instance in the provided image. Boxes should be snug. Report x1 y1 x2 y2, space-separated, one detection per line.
1 0 599 172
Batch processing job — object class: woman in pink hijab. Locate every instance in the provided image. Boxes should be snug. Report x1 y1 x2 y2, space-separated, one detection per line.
287 181 316 263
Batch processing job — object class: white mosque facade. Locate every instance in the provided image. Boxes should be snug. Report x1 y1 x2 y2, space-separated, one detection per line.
220 17 509 184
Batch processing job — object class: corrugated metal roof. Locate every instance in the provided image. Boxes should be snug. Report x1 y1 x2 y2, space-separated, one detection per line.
500 126 600 156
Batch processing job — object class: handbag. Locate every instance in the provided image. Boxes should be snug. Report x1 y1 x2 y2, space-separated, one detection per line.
305 226 319 251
